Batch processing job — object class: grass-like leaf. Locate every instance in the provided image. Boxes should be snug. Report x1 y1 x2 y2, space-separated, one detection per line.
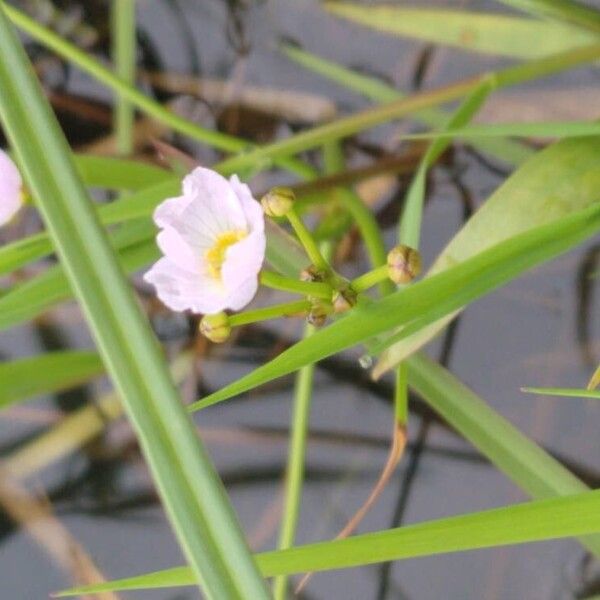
521 387 600 399
280 42 533 165
0 351 104 409
497 0 600 34
57 488 600 595
188 203 600 412
407 353 600 554
323 4 595 58
0 6 268 597
375 136 600 377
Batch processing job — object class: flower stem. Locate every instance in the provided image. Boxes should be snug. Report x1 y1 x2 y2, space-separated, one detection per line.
260 270 332 299
228 299 310 327
111 0 136 156
351 264 389 293
286 208 330 272
274 242 333 600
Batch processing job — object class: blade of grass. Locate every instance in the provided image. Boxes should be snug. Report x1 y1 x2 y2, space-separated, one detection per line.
73 155 171 190
0 351 104 410
111 0 136 155
4 3 315 180
399 79 493 248
187 204 600 412
214 43 600 174
280 42 532 165
407 352 600 556
323 4 595 59
4 354 191 482
497 0 600 34
521 387 600 399
375 135 600 376
57 488 600 596
0 7 268 598
394 120 600 140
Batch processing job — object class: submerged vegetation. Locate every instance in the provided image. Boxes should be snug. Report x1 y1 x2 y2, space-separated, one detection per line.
0 1 599 598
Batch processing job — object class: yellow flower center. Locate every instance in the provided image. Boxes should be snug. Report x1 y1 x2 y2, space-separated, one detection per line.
205 230 247 280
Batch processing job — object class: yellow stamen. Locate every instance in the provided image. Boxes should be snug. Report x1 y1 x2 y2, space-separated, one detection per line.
205 230 247 280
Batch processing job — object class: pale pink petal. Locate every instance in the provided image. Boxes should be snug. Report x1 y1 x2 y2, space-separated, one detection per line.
144 257 229 314
153 194 193 229
221 228 266 310
0 149 23 226
182 167 247 236
146 168 266 314
156 227 199 273
229 174 264 232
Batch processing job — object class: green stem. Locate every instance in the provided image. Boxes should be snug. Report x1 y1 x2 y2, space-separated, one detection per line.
214 43 600 175
394 364 409 426
3 3 315 180
228 300 310 327
322 141 394 296
280 42 531 166
351 264 389 293
274 242 333 600
286 209 330 271
111 0 136 155
274 320 316 600
260 270 332 299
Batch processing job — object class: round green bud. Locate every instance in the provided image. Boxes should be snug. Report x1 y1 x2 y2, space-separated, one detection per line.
387 245 421 284
199 312 231 343
260 187 295 217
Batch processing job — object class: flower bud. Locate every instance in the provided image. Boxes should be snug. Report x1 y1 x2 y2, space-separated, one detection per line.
260 187 295 217
332 286 357 314
199 312 231 343
387 245 421 284
307 298 332 327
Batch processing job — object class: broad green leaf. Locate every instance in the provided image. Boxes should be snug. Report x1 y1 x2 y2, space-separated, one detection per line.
0 180 176 277
0 237 157 331
0 351 104 409
280 43 533 165
57 488 600 595
407 353 600 555
521 387 600 399
0 7 268 598
497 0 600 34
73 155 172 190
374 136 600 377
187 204 600 412
323 4 595 58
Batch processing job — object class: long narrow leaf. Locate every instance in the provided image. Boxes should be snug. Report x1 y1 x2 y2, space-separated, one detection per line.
280 43 532 165
188 204 600 411
0 351 104 410
323 4 595 58
375 136 600 376
0 6 268 598
58 488 600 595
407 353 600 554
497 0 600 34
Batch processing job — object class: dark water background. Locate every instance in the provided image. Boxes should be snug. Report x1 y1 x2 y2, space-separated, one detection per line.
1 1 600 598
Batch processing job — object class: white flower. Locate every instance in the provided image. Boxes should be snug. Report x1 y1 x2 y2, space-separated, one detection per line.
144 167 266 314
0 149 23 226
